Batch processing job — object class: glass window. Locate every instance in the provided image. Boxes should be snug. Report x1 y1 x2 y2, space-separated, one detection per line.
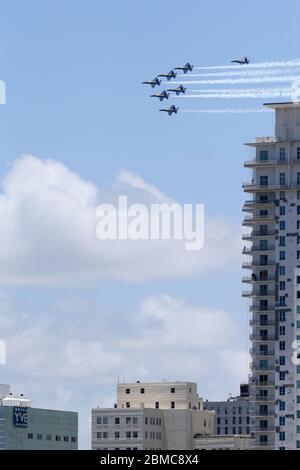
279 266 285 276
280 172 286 185
279 221 286 230
280 206 286 216
280 148 286 160
260 175 268 187
260 150 268 161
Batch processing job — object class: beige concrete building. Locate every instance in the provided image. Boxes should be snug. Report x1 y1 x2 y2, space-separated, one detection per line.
92 381 214 450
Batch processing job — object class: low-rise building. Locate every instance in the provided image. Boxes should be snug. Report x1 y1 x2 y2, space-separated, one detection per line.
0 384 78 450
92 381 214 450
204 384 250 436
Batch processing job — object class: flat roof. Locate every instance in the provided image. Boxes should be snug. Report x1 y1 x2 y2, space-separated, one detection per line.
264 101 300 109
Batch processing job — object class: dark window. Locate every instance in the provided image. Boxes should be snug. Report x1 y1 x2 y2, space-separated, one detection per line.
171 401 175 409
56 435 61 441
141 388 145 394
115 417 120 425
126 388 130 394
28 433 33 440
171 388 175 394
155 402 159 409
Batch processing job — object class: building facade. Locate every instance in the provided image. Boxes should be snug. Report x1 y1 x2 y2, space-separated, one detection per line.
243 102 300 449
92 381 214 450
0 384 78 450
204 384 250 436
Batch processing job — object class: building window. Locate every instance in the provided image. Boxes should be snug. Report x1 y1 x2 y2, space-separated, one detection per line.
279 311 286 321
71 437 77 443
279 386 285 396
280 281 285 290
171 402 175 409
279 432 286 441
298 172 300 185
115 432 120 439
96 432 102 439
279 341 286 351
232 427 236 434
297 381 300 388
279 148 286 161
126 417 131 425
279 401 285 411
64 436 69 442
260 150 268 161
279 266 285 276
280 172 286 185
260 175 268 187
279 356 286 366
133 417 138 425
279 370 286 380
155 402 159 409
96 417 102 425
280 251 286 261
280 206 286 216
217 427 220 435
279 416 285 426
103 432 108 439
28 433 33 439
225 427 228 435
145 417 148 425
126 431 131 439
115 417 120 425
126 402 130 408
279 236 286 247
171 387 175 394
140 388 145 394
47 435 52 441
56 435 61 441
133 431 138 439
279 325 286 335
279 221 286 230
126 388 130 394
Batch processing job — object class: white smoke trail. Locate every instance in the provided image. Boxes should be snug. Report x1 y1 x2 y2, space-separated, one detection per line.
182 108 272 114
168 75 300 86
178 90 291 99
195 59 300 71
185 67 300 79
187 87 291 94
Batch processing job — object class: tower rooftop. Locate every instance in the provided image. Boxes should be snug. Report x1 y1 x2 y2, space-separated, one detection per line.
263 101 300 109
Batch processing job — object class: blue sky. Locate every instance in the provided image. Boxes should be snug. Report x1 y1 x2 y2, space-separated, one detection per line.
0 0 300 449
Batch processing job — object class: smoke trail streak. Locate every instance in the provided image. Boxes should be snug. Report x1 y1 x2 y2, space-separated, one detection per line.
195 59 300 71
184 67 300 79
182 108 272 114
177 91 291 99
187 87 291 94
167 75 300 86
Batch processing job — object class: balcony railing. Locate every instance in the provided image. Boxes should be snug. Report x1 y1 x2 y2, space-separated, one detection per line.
242 230 276 240
242 261 275 269
243 182 300 191
243 291 275 298
250 334 276 341
250 319 276 327
250 364 274 372
250 349 275 357
249 305 275 312
243 215 275 225
243 246 275 254
244 200 275 207
243 276 276 283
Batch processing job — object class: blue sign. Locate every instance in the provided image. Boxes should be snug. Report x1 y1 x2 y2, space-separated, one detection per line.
13 407 28 428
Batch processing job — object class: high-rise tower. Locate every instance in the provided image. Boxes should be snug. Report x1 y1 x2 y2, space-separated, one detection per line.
243 102 300 450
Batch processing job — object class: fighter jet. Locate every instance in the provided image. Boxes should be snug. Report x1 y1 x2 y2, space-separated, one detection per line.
167 85 186 96
159 105 179 116
231 57 250 65
158 70 177 81
150 90 169 102
142 77 161 88
174 62 193 74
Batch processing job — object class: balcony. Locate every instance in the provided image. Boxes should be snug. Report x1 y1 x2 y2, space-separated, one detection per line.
243 275 276 284
242 215 276 226
254 426 276 433
242 246 275 255
244 159 288 168
250 349 275 358
250 319 276 327
243 182 300 192
252 380 275 387
250 334 276 342
242 261 275 269
253 396 275 403
250 363 274 372
243 291 275 298
242 230 276 240
243 199 275 210
249 306 276 314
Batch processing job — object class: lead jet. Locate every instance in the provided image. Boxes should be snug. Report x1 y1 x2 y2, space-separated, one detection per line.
231 57 250 65
158 70 177 81
174 62 193 74
142 77 161 88
167 85 186 95
150 90 169 102
159 105 179 116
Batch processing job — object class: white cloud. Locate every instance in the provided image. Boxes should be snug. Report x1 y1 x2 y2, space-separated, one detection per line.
0 292 248 448
0 155 241 285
